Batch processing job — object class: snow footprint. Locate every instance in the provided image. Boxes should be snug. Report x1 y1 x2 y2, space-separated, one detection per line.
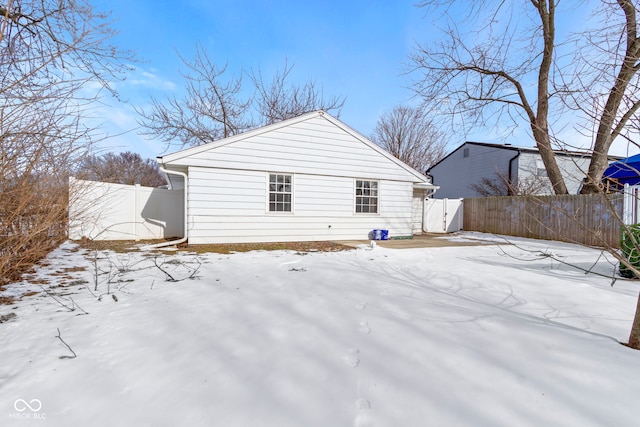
345 348 360 368
359 321 371 335
355 302 367 311
354 399 374 427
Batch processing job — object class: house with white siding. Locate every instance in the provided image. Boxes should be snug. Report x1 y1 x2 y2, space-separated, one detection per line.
427 142 596 199
157 111 437 244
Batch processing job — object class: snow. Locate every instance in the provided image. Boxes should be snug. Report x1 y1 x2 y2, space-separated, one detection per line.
1 234 640 427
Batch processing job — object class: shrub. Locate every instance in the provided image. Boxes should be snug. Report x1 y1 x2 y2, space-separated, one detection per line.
620 224 640 278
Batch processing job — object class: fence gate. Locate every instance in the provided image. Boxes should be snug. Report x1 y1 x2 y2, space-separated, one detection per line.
424 198 463 233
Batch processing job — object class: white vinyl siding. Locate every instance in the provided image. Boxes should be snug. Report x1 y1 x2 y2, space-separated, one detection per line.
166 115 420 182
518 152 589 195
187 166 414 244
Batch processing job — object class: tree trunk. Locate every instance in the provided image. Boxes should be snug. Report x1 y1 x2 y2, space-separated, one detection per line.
532 127 568 195
627 292 640 349
531 0 568 196
580 149 610 194
580 0 640 195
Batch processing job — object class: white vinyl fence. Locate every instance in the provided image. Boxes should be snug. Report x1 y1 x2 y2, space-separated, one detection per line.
623 183 640 225
69 177 184 241
424 198 464 233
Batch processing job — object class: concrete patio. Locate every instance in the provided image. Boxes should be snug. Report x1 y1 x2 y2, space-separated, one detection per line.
338 233 500 249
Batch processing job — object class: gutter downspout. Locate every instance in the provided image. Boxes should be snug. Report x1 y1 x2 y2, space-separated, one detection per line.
426 171 435 188
507 151 521 196
144 167 188 249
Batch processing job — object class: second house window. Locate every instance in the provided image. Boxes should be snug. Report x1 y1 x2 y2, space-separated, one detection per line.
355 180 378 213
269 174 292 212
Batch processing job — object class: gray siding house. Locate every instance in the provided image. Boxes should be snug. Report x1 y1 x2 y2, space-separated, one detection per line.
427 142 593 199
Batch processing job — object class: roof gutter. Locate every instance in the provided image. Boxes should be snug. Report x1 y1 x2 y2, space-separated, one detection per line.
144 167 188 249
413 181 439 198
507 151 521 196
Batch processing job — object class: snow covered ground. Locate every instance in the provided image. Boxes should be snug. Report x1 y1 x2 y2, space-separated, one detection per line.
1 233 640 427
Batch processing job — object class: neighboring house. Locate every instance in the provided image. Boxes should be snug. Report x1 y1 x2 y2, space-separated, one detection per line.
157 111 437 244
427 141 594 199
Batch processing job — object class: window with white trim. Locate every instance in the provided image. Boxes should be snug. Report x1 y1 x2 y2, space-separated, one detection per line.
536 159 548 177
355 180 378 213
269 174 292 212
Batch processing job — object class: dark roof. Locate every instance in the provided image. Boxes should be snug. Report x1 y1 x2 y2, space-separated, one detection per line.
463 141 594 157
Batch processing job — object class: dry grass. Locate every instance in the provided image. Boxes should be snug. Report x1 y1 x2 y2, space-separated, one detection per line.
0 178 68 287
185 241 351 254
76 239 352 254
0 296 15 305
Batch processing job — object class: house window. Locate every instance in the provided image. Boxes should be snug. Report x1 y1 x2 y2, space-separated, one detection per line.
355 180 378 213
536 160 547 177
463 147 470 158
269 174 292 212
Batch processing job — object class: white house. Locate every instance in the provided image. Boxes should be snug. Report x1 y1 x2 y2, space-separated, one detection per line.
427 142 597 198
157 111 437 244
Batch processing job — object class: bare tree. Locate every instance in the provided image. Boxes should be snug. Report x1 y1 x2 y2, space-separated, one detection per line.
412 1 640 196
0 0 131 285
251 61 345 125
470 172 552 197
138 49 345 148
137 45 252 148
411 1 640 348
411 0 569 194
569 0 640 194
76 152 167 187
469 177 511 197
370 105 447 173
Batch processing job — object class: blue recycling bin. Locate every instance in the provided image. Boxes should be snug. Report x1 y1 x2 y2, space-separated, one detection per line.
372 229 389 240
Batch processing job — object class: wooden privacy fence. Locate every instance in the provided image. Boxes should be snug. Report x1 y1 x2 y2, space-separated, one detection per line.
463 194 624 248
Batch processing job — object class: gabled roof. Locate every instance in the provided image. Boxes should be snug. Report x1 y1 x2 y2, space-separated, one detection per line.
157 110 431 184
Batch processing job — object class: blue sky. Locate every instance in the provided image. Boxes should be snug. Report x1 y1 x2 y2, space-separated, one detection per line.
92 0 431 158
91 0 639 160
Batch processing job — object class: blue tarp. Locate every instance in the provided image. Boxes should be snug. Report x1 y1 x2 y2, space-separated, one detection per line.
604 154 640 186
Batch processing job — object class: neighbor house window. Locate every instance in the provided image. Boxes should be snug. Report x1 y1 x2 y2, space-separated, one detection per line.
355 180 378 213
269 174 292 212
536 160 547 177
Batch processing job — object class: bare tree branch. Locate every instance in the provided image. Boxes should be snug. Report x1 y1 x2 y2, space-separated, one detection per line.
56 328 77 359
75 151 167 187
370 104 447 173
250 60 345 125
137 51 345 148
136 45 252 148
559 0 640 193
0 0 133 285
410 0 569 194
